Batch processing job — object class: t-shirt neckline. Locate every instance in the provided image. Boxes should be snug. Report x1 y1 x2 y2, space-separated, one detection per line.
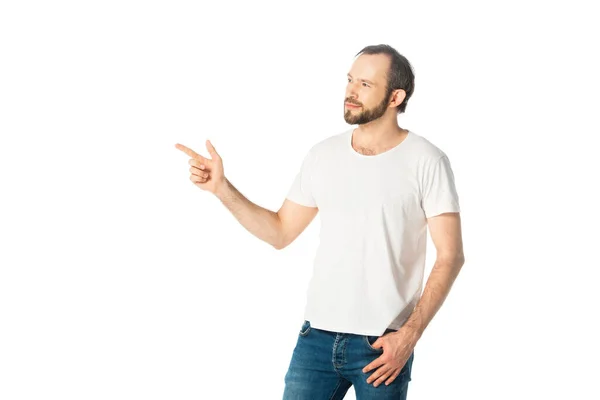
347 128 413 159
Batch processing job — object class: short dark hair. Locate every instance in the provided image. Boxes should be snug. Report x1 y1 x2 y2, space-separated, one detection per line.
355 44 415 114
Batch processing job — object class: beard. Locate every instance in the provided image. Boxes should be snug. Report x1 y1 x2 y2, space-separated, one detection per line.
344 91 392 125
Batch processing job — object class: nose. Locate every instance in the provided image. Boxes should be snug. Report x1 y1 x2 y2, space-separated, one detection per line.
346 81 359 100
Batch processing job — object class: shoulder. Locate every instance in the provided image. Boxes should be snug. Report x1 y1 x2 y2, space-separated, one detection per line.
306 128 352 158
406 130 449 162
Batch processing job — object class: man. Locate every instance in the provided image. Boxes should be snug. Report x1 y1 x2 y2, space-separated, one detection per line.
175 44 464 399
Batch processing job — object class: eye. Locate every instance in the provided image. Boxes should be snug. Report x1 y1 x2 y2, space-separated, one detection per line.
362 82 370 88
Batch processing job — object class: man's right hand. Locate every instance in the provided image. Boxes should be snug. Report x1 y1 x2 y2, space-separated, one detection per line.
175 140 227 196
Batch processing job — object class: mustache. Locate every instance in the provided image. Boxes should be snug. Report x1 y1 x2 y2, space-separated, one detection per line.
345 99 362 106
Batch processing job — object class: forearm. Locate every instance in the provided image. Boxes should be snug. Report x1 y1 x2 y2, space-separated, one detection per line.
402 255 465 339
214 178 283 248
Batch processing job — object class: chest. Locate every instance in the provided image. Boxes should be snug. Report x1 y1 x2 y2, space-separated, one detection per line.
312 158 422 220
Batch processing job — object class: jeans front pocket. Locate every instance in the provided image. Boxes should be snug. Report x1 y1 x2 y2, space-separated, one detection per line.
299 320 311 337
363 328 396 353
364 335 384 353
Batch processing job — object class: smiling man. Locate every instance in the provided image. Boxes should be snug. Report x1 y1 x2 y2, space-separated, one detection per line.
175 44 464 399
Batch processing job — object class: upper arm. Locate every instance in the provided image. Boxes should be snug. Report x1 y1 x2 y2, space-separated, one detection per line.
275 198 319 249
278 145 319 249
427 212 464 264
421 153 463 263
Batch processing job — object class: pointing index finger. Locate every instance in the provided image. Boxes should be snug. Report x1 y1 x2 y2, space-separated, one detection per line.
175 143 209 163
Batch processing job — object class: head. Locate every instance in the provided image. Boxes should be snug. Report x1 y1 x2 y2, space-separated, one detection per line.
344 44 415 125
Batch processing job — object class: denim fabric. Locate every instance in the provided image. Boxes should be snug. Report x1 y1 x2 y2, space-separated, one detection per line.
283 320 414 399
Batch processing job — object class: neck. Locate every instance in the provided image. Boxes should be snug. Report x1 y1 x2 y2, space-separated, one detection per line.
353 117 407 148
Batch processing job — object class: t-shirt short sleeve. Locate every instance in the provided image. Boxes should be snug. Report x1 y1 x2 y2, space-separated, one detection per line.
421 155 461 218
286 149 317 208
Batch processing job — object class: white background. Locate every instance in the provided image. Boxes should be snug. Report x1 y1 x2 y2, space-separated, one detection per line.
1 1 599 399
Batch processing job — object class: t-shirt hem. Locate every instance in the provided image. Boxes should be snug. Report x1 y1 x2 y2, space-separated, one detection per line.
425 205 461 218
305 318 401 337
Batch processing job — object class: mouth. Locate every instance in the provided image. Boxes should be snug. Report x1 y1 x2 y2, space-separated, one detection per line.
345 103 361 109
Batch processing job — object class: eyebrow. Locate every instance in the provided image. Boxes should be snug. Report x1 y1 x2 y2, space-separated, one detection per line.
347 74 375 85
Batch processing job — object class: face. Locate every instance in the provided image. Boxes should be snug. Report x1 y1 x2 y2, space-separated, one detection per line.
344 53 395 125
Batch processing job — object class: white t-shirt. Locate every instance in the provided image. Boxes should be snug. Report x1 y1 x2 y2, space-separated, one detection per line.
286 128 461 336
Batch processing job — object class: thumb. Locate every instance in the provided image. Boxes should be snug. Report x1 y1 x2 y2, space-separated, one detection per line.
372 339 383 349
206 139 220 160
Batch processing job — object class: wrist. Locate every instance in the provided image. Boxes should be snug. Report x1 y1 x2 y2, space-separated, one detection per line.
214 178 230 199
399 323 423 343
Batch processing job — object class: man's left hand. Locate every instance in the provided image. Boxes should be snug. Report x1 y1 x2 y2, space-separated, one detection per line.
362 326 420 387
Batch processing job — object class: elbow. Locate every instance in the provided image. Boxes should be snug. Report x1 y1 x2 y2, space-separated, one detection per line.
452 252 465 268
438 251 465 267
454 253 466 272
272 229 290 250
273 238 288 250
272 212 288 250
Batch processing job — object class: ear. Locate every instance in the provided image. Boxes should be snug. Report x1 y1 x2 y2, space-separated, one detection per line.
389 89 406 108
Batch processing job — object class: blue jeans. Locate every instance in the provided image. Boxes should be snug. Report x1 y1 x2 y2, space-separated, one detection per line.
283 320 414 399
